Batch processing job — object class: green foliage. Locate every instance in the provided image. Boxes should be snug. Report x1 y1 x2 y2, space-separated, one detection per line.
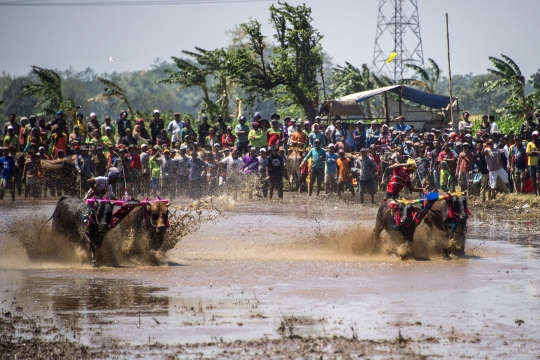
19 66 63 113
216 1 324 121
96 77 134 117
479 54 540 118
158 48 230 121
401 58 440 93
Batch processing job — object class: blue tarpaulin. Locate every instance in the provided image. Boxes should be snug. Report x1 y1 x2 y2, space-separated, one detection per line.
338 85 455 109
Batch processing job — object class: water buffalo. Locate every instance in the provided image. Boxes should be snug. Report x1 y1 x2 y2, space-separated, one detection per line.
49 195 114 266
423 193 469 257
120 201 169 254
369 200 417 259
286 150 303 192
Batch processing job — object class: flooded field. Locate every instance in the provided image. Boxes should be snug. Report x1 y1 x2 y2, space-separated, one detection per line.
1 197 540 358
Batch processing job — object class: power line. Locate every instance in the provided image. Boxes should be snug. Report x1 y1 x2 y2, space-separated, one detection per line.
0 0 273 6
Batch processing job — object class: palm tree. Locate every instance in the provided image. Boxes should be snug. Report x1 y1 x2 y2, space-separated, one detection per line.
157 47 230 121
480 54 540 117
401 58 440 94
19 66 63 112
96 77 134 117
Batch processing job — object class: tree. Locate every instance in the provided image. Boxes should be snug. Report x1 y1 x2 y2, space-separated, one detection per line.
215 2 324 121
330 62 392 118
96 77 134 117
480 54 540 118
157 48 229 121
19 66 63 113
401 58 440 94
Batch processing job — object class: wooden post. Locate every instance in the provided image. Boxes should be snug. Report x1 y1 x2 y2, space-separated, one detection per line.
384 91 390 126
446 13 455 132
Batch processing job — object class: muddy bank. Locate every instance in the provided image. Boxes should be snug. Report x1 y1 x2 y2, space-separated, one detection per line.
1 197 540 358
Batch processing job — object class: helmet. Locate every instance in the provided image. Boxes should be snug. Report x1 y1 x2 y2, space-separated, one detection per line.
406 158 417 170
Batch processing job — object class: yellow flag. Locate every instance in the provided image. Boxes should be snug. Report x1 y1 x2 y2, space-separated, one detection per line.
386 52 397 63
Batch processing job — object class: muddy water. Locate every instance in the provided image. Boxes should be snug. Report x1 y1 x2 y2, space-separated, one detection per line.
1 199 540 358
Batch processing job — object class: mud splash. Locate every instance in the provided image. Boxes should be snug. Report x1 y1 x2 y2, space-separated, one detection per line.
3 198 221 268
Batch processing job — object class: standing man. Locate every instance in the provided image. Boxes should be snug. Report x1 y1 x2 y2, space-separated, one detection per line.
257 148 269 197
355 148 378 204
484 138 509 200
116 110 132 140
213 116 227 146
526 131 539 196
509 136 527 194
455 142 474 193
489 115 499 135
75 145 94 195
336 149 354 198
86 113 100 139
174 145 190 196
458 111 474 133
180 119 197 143
197 115 210 145
267 119 283 148
248 122 265 151
149 110 164 145
235 116 250 156
353 121 366 151
301 138 326 196
324 144 338 194
101 115 116 139
4 114 21 137
266 145 284 199
3 126 19 151
187 151 206 199
168 112 184 145
0 146 16 201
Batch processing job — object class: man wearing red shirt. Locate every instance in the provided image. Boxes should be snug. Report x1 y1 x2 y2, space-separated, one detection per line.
267 119 283 147
385 158 425 200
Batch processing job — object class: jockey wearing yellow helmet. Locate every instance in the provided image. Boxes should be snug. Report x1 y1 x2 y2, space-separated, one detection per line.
385 158 425 200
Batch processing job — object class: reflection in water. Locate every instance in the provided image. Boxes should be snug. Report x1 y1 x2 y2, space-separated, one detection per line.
17 275 169 319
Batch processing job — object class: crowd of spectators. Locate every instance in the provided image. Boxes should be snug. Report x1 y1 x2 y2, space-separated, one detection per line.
2 107 540 203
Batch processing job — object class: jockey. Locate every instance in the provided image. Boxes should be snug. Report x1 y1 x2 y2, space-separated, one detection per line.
385 158 425 200
84 166 121 200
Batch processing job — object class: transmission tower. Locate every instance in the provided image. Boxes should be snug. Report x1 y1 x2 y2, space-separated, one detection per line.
372 0 425 84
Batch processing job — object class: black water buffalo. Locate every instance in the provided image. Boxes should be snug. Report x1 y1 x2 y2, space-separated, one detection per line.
49 195 114 266
370 201 417 259
120 201 169 253
423 193 469 257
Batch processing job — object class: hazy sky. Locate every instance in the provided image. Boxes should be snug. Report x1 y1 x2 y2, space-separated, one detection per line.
1 0 539 79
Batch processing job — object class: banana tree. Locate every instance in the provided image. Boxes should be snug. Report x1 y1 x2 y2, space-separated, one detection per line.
19 66 63 113
479 54 540 118
96 77 134 117
401 58 440 94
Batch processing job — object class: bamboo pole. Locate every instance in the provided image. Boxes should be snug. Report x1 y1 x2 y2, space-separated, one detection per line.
445 13 455 132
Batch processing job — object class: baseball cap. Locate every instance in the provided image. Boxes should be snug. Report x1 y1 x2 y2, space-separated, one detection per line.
153 109 160 114
314 138 321 143
328 143 335 148
7 126 13 130
533 131 539 136
252 122 259 126
260 148 267 152
239 115 246 121
105 126 112 131
254 112 261 117
90 112 96 117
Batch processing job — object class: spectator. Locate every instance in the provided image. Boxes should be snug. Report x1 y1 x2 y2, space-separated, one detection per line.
149 110 164 145
336 149 354 198
169 112 184 145
355 148 378 204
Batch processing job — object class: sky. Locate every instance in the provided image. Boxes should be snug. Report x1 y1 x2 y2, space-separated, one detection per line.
1 0 539 80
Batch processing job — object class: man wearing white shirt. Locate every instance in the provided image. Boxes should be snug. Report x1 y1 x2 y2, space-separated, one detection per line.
168 112 184 144
489 115 499 134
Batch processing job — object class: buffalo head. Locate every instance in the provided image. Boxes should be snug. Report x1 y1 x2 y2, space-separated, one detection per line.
449 193 469 220
146 202 169 233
